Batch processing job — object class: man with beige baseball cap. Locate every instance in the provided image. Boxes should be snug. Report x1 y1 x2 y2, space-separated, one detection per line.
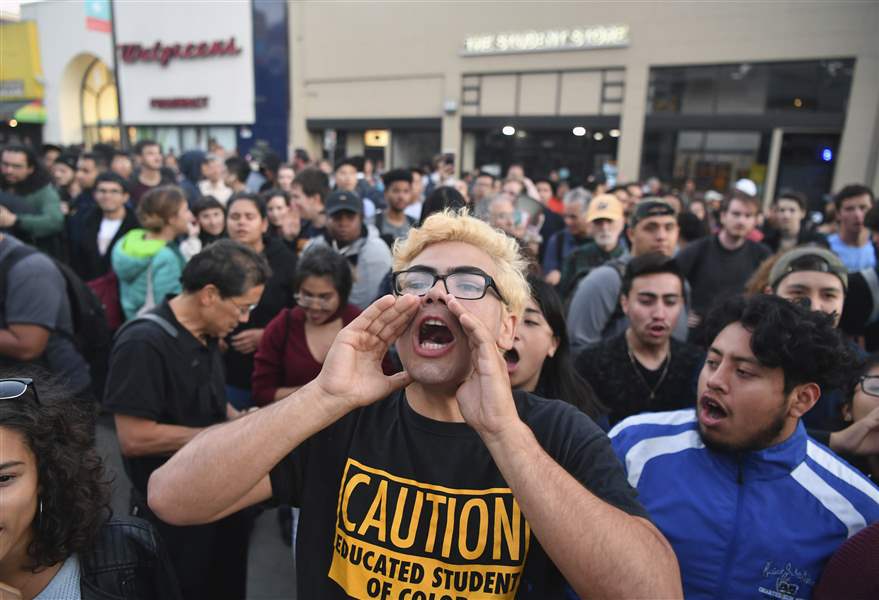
558 194 628 299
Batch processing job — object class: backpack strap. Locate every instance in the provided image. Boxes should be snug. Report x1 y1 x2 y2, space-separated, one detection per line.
114 312 178 342
0 244 38 314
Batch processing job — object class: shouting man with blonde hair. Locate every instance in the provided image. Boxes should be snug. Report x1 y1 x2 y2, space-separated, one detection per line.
148 210 681 599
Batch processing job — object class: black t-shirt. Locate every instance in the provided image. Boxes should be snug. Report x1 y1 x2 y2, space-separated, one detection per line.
677 235 771 316
575 333 705 426
269 390 646 599
103 301 227 494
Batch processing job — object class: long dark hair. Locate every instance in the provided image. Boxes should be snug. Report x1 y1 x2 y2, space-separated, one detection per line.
0 369 111 570
527 276 606 420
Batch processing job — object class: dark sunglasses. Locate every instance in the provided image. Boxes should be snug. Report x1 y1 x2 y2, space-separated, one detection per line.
0 378 40 405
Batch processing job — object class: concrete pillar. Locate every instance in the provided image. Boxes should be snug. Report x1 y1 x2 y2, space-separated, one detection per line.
763 127 784 210
834 56 879 191
462 131 476 173
616 62 649 182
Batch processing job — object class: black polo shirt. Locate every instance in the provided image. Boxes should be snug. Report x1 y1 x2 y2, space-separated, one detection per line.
103 300 226 495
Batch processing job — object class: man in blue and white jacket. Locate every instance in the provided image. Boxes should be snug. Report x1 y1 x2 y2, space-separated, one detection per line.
611 294 879 600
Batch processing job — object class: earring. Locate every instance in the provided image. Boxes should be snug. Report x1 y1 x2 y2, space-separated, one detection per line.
37 499 43 529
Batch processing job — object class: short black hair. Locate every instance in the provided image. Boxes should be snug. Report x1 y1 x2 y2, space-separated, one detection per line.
260 188 290 207
335 156 359 172
94 171 129 194
293 148 310 162
774 190 808 212
418 187 468 227
533 177 557 195
296 245 353 306
260 151 281 173
621 253 685 297
227 191 266 219
382 168 413 188
703 294 854 394
78 151 108 170
865 205 879 233
845 352 879 405
293 167 330 202
225 156 250 183
194 195 225 216
476 171 496 182
678 211 709 243
134 139 161 156
833 184 874 211
181 239 271 297
41 143 62 156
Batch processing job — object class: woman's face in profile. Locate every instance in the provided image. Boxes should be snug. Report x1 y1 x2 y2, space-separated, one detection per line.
0 426 39 566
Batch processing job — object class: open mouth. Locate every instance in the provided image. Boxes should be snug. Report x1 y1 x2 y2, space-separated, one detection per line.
504 348 520 372
647 323 667 336
699 396 729 426
417 317 455 354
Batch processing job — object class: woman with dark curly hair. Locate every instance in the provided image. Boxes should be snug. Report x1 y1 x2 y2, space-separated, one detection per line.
0 374 180 600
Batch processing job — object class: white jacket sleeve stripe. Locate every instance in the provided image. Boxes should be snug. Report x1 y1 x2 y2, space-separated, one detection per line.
790 462 867 539
806 440 879 504
624 429 704 488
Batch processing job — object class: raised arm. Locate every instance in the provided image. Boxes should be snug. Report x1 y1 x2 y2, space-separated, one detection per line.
148 294 419 525
448 296 683 598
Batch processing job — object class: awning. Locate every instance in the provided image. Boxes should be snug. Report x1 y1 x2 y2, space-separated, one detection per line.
0 99 46 124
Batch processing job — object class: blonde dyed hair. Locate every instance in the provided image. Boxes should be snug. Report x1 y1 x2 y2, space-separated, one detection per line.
392 209 529 318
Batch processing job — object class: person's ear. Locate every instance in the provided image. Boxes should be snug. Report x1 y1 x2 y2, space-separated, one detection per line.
840 402 853 423
200 284 221 307
788 382 821 419
620 293 630 316
547 335 560 359
763 285 773 295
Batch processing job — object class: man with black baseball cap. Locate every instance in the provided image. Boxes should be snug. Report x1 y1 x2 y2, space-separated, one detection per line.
303 189 392 308
568 199 689 354
767 246 848 327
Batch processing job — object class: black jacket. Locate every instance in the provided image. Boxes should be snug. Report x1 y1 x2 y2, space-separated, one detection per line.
762 224 829 253
224 235 298 389
80 517 182 600
69 206 140 281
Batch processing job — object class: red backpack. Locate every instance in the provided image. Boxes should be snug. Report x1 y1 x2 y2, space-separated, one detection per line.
87 270 124 331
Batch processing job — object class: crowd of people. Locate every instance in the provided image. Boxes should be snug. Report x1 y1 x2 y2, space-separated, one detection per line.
0 136 878 599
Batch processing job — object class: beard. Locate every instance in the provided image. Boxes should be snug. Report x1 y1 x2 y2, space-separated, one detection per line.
699 404 788 454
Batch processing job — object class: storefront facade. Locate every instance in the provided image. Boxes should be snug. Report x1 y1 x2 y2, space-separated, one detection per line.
288 1 879 200
20 0 286 158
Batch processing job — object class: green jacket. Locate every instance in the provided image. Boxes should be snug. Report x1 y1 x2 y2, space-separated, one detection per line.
15 184 64 239
111 229 185 320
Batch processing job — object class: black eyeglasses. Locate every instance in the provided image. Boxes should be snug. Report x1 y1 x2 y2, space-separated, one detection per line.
0 378 39 405
859 375 879 398
392 268 507 304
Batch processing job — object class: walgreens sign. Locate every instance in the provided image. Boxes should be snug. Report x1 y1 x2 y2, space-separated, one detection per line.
114 2 254 125
117 38 243 67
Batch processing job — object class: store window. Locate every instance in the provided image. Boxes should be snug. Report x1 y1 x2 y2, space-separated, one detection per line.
80 59 119 146
648 59 855 116
474 128 618 180
641 130 771 192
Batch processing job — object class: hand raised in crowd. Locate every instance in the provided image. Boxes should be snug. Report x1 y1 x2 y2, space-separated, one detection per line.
313 293 418 412
830 405 879 456
0 581 22 600
280 211 300 240
0 206 17 228
230 328 264 354
446 294 521 439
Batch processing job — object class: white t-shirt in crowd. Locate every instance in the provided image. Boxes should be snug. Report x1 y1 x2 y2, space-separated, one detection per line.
97 217 124 256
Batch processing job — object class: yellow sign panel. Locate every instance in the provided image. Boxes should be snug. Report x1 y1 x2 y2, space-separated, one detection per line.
0 21 44 100
365 130 390 147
